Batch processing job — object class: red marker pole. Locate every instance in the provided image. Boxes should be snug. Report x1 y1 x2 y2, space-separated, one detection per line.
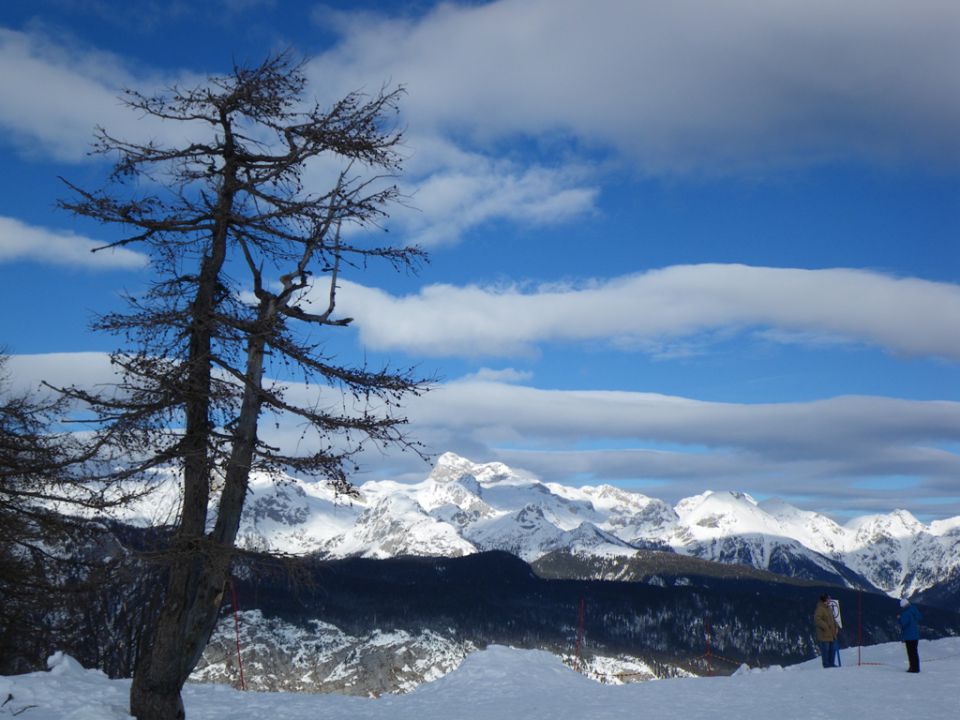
705 618 712 675
574 597 585 668
857 588 862 667
231 579 246 690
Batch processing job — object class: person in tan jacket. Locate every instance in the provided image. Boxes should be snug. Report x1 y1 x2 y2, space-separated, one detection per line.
814 593 839 667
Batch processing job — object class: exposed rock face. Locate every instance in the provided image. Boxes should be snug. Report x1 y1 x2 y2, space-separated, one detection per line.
192 610 476 696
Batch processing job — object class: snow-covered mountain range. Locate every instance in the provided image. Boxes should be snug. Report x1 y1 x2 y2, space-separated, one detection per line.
123 452 960 600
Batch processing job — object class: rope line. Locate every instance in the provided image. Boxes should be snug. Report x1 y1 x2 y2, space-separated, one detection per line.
574 597 585 669
856 652 960 668
698 652 744 667
924 653 960 663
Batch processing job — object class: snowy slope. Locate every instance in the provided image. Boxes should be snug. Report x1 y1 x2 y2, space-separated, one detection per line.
668 490 865 586
237 473 361 554
5 638 960 720
844 510 960 597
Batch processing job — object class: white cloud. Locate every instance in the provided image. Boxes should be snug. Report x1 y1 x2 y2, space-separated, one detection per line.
0 29 128 160
3 3 957 254
412 380 960 457
392 135 599 246
308 0 960 174
331 265 960 361
0 27 600 248
492 448 960 517
0 216 148 269
399 378 960 515
4 352 121 397
0 28 201 161
337 376 960 516
458 367 533 384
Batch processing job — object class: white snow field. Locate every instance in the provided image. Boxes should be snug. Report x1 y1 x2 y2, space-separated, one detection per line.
3 639 959 720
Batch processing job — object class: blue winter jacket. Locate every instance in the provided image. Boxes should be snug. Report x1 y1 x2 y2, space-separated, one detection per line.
898 605 922 641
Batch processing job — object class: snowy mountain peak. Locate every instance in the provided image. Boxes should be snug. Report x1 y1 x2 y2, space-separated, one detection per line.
757 497 850 556
675 490 757 516
674 490 767 531
848 509 924 539
419 475 488 514
930 516 960 536
583 484 658 511
428 452 518 485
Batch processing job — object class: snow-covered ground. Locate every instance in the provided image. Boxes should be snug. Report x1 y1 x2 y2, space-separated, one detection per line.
4 639 958 720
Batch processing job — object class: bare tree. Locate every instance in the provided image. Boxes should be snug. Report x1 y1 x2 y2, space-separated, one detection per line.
57 53 427 720
0 356 76 670
0 354 148 672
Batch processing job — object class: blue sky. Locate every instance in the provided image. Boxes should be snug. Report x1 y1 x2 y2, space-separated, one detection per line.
1 0 958 521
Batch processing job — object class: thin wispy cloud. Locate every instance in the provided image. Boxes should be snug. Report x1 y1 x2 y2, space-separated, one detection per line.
3 353 124 399
332 265 960 361
0 29 119 160
14 351 959 517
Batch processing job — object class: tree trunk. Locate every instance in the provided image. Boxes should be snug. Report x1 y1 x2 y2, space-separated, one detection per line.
130 291 270 720
130 151 239 720
129 553 229 720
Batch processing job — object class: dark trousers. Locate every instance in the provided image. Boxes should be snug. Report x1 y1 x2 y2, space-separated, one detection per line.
904 640 920 672
819 641 835 667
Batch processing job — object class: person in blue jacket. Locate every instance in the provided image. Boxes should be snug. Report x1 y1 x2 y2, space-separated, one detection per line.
897 598 922 673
